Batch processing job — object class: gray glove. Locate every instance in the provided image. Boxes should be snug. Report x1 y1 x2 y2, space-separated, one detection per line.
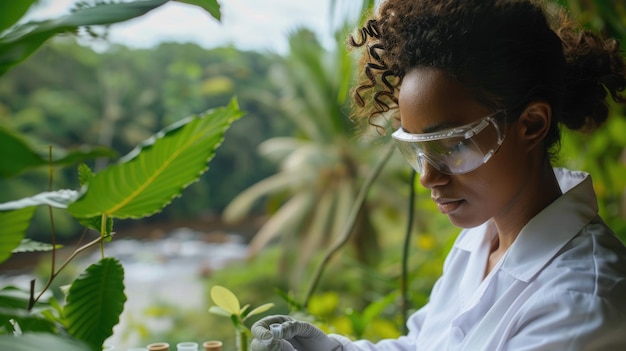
250 315 343 351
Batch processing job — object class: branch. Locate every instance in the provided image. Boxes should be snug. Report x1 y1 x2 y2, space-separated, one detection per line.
302 141 395 308
29 234 106 310
401 170 416 333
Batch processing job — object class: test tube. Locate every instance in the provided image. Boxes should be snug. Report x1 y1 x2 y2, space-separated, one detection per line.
202 340 223 351
147 342 170 351
270 323 283 339
176 342 198 351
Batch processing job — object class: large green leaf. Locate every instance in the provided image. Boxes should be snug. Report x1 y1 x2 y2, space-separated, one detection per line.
75 164 114 234
0 127 116 178
68 98 243 219
0 0 224 77
176 0 221 21
63 257 126 351
0 189 78 262
0 333 89 351
0 206 36 264
0 0 170 76
0 0 37 33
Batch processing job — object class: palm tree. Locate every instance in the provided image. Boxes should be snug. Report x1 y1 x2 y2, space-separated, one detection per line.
222 26 408 293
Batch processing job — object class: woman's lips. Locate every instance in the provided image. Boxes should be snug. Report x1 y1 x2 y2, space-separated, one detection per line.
434 198 465 214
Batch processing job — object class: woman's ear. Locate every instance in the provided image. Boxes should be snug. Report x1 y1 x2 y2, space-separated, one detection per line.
516 101 552 151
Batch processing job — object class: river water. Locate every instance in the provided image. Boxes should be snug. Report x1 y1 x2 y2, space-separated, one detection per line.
107 227 248 349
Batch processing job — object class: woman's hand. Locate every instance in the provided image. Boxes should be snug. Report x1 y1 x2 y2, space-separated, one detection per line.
250 315 343 351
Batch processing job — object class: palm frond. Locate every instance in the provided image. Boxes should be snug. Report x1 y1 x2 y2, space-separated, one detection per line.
247 192 316 257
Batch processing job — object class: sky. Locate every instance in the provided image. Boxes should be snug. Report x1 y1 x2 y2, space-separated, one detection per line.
25 0 361 53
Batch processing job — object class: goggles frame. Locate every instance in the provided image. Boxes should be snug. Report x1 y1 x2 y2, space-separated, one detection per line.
391 110 506 175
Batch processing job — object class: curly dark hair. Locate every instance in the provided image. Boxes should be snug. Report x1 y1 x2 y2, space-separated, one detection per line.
348 0 626 156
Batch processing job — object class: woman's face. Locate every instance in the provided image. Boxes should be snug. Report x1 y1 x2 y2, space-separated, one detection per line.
398 67 530 228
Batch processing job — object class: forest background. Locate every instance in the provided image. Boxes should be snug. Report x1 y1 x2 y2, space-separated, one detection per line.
1 0 625 349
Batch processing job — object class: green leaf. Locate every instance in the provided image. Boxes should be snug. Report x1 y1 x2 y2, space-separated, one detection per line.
77 215 114 235
0 333 90 351
0 206 36 264
75 167 115 235
12 239 62 253
64 257 126 351
362 291 399 322
0 286 57 334
68 98 243 219
210 285 241 315
53 146 117 167
176 0 221 21
0 0 170 76
0 309 57 334
0 286 30 310
243 303 275 320
78 163 95 187
0 0 37 33
208 306 231 318
240 304 250 316
0 127 116 178
275 289 303 311
0 127 47 178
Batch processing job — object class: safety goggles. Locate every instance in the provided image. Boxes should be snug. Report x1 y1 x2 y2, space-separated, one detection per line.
391 111 506 175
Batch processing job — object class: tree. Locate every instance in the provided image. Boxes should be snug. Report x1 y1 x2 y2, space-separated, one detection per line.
221 23 412 299
0 2 244 351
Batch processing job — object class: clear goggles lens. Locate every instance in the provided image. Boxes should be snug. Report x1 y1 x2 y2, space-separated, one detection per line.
391 112 506 175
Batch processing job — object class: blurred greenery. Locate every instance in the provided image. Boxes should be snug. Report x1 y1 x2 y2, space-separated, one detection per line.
0 39 291 239
0 0 624 349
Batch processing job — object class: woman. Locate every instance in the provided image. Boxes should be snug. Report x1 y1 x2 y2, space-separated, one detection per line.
250 0 626 350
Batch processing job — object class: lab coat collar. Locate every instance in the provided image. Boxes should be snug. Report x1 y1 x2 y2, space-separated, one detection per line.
498 168 599 282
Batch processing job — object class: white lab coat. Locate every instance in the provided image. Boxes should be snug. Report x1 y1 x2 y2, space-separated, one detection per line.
333 168 626 350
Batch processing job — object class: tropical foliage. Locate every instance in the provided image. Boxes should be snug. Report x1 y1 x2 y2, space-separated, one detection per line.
0 41 283 230
0 1 244 350
216 0 626 343
222 26 409 294
0 0 624 350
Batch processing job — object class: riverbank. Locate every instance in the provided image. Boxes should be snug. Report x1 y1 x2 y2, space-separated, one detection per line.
0 214 264 276
0 214 265 350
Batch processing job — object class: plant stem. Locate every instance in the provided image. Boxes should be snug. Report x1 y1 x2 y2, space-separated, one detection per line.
302 142 395 308
236 328 248 351
401 170 416 333
47 146 57 295
100 213 107 258
30 235 105 310
31 146 60 311
48 205 57 277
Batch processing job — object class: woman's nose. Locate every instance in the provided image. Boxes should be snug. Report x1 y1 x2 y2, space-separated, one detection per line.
419 159 450 189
